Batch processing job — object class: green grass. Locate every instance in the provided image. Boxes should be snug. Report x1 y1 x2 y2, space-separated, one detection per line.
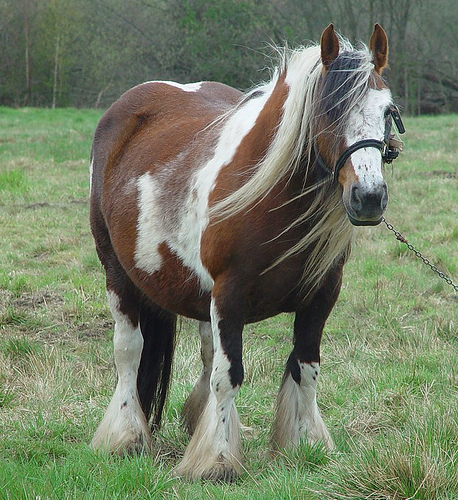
0 106 456 499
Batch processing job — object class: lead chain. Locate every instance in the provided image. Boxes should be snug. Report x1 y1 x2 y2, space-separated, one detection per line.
381 217 458 293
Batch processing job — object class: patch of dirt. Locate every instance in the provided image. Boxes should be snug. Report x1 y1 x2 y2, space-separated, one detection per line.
0 289 12 310
427 170 457 179
25 199 88 210
11 291 64 309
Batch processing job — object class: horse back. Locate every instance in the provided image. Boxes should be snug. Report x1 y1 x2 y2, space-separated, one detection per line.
91 81 242 185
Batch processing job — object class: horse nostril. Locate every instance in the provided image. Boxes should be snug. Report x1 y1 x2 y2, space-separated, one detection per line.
350 185 362 212
381 183 388 211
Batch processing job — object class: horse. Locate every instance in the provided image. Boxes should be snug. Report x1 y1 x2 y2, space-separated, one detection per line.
89 24 405 481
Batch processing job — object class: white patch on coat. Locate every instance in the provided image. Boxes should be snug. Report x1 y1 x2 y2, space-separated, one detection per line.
134 173 165 274
183 86 274 284
139 80 203 93
345 88 392 189
91 291 151 453
163 81 203 92
133 85 274 291
272 362 333 450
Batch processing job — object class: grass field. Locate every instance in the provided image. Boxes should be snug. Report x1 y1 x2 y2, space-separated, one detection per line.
0 106 457 499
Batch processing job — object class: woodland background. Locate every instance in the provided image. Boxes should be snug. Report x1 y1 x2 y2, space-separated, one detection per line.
1 0 458 114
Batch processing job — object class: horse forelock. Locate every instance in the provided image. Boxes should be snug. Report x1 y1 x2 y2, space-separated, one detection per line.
269 40 375 288
316 45 379 147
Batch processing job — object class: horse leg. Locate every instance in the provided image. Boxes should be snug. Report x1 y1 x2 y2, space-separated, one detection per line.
91 274 151 454
182 321 213 435
174 288 244 481
272 267 343 451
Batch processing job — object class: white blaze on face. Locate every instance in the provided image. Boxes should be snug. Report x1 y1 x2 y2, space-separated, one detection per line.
345 88 392 189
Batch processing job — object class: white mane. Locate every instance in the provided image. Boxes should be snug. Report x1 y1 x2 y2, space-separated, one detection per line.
210 39 377 292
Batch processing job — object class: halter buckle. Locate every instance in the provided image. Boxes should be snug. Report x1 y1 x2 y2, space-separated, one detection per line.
383 145 399 163
382 106 405 164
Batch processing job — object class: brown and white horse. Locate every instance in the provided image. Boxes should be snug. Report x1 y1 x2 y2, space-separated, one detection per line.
89 24 403 481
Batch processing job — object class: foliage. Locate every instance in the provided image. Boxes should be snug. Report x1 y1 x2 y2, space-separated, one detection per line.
0 0 457 113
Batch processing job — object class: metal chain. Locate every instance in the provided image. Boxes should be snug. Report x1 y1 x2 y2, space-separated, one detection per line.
381 217 458 293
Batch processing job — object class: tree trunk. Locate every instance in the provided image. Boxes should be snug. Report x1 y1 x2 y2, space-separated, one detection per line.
52 33 60 109
24 8 31 106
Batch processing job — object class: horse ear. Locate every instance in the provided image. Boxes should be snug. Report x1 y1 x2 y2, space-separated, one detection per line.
320 24 339 69
369 23 389 74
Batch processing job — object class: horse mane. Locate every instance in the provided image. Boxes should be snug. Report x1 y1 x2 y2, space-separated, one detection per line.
210 37 378 292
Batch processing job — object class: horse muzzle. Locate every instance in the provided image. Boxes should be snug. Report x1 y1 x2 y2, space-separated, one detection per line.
343 180 388 226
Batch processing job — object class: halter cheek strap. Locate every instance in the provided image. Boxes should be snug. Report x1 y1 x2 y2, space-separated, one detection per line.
332 139 384 183
314 139 385 183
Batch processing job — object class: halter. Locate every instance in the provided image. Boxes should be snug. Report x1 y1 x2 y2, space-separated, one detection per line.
316 105 406 183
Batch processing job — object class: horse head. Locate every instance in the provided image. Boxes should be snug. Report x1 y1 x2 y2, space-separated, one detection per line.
317 24 403 226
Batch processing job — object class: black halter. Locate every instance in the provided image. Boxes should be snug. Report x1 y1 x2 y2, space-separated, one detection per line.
316 105 405 183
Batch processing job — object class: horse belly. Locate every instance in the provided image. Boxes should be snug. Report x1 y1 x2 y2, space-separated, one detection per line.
131 254 211 321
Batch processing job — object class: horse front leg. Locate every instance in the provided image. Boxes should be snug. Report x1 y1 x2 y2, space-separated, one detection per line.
175 289 244 481
272 267 343 451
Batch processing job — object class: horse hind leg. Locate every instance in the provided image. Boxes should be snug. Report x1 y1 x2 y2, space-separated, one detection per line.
91 288 152 454
182 321 213 435
91 256 176 455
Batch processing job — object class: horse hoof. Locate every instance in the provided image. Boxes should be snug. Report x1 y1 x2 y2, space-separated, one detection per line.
91 429 151 456
114 435 151 456
201 463 239 483
174 453 242 482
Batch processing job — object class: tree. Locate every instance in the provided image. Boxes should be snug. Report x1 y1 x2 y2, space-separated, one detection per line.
0 0 456 112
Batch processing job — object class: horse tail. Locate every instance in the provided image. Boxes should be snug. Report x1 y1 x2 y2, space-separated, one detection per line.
137 301 177 431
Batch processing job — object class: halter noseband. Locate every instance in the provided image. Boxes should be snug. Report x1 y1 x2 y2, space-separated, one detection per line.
316 105 406 183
